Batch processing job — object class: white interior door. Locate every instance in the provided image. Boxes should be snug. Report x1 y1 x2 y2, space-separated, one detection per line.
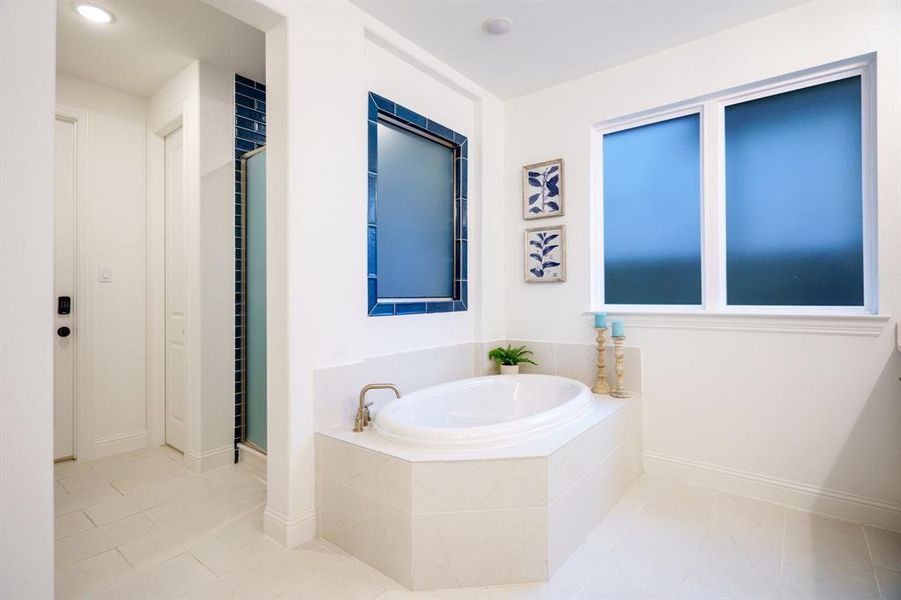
164 128 186 452
54 118 76 461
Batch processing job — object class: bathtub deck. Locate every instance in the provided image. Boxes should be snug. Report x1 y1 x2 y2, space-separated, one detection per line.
317 392 638 462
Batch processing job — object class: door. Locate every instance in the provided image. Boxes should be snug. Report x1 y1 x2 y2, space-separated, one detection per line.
54 118 76 461
243 148 267 451
164 128 186 452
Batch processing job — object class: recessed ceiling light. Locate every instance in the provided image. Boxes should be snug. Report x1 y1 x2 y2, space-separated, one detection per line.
482 17 514 36
74 3 114 24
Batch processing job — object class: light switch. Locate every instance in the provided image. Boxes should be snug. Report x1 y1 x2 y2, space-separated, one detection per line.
98 267 112 283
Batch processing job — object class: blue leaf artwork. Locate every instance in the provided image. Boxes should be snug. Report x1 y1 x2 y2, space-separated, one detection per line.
523 159 564 219
525 227 566 282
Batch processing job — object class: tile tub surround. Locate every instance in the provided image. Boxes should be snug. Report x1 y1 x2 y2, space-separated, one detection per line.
313 341 506 431
506 339 643 393
312 340 639 432
315 394 642 589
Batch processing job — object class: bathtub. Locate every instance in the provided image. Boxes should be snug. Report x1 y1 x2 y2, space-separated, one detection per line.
374 374 594 450
316 373 642 590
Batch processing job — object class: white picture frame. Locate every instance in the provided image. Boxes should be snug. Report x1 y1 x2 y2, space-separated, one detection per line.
522 158 564 219
524 225 566 283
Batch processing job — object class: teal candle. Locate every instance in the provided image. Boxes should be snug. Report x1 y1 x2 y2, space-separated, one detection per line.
594 312 607 328
612 320 625 337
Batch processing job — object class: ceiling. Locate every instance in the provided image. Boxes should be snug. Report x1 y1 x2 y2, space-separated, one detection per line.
57 0 265 98
351 0 806 99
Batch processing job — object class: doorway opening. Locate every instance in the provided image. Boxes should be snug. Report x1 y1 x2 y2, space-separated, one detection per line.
53 116 76 462
52 0 270 470
164 127 186 452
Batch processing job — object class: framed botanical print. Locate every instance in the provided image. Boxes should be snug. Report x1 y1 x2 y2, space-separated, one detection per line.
524 225 566 283
522 158 564 219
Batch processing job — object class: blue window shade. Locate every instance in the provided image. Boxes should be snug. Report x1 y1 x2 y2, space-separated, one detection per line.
376 121 455 298
725 76 863 306
603 113 702 305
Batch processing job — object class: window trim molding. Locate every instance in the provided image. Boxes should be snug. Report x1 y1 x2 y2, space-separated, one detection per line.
589 54 878 327
579 311 889 337
367 92 468 317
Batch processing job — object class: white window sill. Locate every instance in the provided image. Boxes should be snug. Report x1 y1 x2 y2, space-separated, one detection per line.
584 311 892 337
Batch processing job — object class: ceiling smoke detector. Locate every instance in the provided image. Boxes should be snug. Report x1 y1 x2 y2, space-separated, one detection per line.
482 17 514 36
74 3 114 24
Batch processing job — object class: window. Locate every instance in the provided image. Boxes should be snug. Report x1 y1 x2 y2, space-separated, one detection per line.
725 76 863 306
595 58 873 315
367 92 468 316
603 113 702 305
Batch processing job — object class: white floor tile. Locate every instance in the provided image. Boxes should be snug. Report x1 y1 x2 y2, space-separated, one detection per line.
867 527 901 573
117 492 265 572
687 494 785 599
637 479 719 533
279 555 405 599
60 454 175 493
779 559 879 599
783 509 872 579
189 507 286 576
56 510 96 540
101 552 215 599
588 517 704 598
84 474 206 526
675 577 741 599
54 459 95 480
181 543 341 599
51 451 891 600
55 549 134 600
876 567 901 600
55 482 123 517
55 513 157 568
88 446 178 469
109 462 196 495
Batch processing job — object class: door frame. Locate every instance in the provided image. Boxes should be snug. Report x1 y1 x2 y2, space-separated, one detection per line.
147 101 190 454
54 103 92 462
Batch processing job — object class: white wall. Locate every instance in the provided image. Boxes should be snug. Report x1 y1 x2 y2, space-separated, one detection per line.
257 0 506 546
147 60 236 472
503 0 901 527
198 62 239 469
0 1 55 596
56 75 151 459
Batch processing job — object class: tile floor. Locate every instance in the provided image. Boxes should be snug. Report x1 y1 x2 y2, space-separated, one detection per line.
54 447 901 599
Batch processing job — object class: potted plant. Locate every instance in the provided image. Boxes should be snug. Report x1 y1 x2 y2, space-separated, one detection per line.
488 344 537 375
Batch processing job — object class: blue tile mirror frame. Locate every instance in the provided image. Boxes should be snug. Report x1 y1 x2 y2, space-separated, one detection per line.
367 92 469 316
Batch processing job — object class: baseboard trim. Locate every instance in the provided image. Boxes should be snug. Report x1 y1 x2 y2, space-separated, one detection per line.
185 445 235 474
644 451 901 532
263 505 316 549
92 429 148 459
237 442 267 482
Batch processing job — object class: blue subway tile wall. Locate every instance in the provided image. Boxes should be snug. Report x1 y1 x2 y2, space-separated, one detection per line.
367 92 468 317
234 74 266 461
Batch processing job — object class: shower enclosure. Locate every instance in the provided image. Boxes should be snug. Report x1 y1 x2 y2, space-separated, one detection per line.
241 147 267 451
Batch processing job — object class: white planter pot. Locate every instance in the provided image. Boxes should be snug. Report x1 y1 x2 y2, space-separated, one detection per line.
499 365 520 375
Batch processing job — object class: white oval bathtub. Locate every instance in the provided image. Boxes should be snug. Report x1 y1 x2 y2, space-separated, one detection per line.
373 374 594 450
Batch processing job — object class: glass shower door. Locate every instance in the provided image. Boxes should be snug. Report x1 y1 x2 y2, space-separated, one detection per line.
243 148 267 451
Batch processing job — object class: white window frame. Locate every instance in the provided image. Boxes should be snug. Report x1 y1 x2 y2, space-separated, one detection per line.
589 55 881 328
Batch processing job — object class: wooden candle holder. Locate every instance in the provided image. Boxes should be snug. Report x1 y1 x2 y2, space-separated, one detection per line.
610 336 631 399
591 327 610 394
